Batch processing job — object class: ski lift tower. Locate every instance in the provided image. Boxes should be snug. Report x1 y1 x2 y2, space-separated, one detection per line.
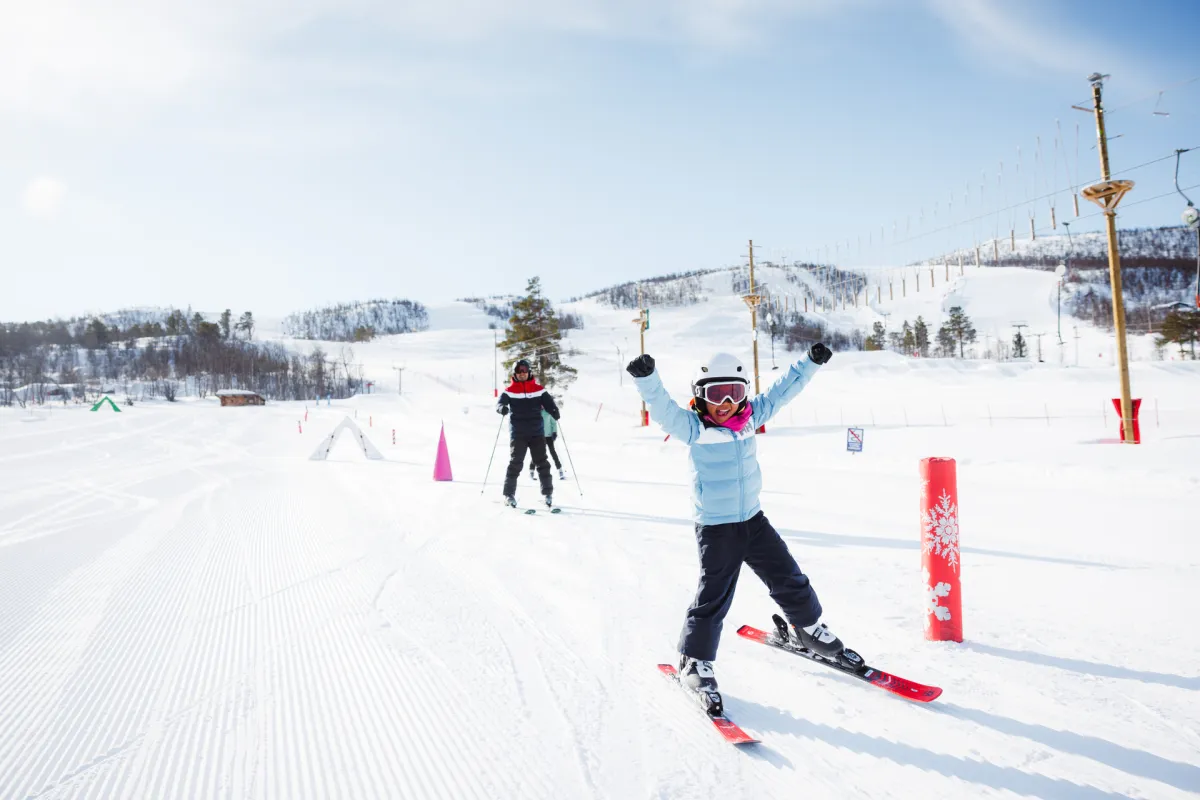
1081 72 1137 443
742 240 765 433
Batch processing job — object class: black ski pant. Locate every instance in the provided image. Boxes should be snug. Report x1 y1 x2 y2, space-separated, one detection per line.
504 433 552 498
545 434 562 469
679 511 822 662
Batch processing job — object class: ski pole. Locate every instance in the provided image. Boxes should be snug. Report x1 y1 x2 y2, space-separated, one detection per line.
556 423 583 497
480 414 506 494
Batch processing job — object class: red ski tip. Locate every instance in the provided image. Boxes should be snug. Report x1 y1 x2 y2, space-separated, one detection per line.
711 716 759 745
736 625 769 642
656 664 760 745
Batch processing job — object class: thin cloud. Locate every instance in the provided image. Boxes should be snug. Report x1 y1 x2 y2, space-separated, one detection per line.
0 0 857 117
926 0 1145 85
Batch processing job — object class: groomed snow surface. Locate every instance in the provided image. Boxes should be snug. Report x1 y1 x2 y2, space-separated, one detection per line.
3 288 1199 799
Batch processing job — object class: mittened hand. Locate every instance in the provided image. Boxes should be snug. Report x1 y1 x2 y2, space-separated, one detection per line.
809 342 832 365
497 405 509 416
626 354 656 378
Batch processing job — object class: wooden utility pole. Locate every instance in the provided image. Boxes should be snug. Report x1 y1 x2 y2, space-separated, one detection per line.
633 285 649 425
742 240 765 433
742 240 763 397
1082 72 1136 443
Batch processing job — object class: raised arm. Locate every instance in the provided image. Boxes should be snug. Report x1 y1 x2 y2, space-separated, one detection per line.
750 343 831 428
628 355 701 444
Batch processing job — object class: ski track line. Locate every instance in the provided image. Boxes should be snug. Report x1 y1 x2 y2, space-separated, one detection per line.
138 466 544 799
38 482 221 798
0 413 181 467
0 473 221 799
337 472 563 798
0 474 156 548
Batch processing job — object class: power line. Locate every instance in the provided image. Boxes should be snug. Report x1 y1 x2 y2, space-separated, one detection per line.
1102 74 1200 116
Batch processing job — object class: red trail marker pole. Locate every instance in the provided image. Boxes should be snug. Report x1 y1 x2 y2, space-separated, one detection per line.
920 457 962 642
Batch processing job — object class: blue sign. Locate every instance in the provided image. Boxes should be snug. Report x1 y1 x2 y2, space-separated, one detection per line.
846 427 864 453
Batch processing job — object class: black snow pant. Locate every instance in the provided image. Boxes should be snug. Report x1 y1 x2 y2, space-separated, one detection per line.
504 433 553 498
544 434 562 469
679 511 822 662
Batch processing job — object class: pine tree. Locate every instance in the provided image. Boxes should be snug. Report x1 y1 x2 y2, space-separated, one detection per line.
865 321 886 351
1158 310 1200 359
914 316 930 357
236 311 255 340
498 276 577 390
944 306 977 358
1012 331 1028 358
902 321 916 355
220 309 233 340
935 324 956 357
165 310 186 336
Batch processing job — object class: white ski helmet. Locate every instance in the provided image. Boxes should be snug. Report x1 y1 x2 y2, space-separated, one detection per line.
692 352 748 392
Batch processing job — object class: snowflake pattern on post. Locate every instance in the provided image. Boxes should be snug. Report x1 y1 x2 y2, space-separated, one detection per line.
921 489 960 572
923 569 953 627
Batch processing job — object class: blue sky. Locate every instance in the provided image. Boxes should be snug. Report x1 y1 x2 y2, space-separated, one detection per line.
2 0 1198 322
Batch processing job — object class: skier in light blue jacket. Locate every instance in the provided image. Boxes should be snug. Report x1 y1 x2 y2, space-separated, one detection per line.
628 343 844 692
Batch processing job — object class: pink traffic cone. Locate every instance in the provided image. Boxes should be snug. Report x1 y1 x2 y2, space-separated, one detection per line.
433 424 453 481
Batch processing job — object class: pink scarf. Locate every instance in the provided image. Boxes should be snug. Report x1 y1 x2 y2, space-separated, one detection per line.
705 402 754 432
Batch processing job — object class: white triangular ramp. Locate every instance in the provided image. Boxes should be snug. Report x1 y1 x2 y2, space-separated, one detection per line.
309 416 384 461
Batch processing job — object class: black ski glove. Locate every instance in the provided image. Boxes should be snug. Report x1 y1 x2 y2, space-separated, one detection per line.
497 404 509 416
627 354 656 378
809 342 832 365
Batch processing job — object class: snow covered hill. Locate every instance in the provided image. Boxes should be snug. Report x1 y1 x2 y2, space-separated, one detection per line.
576 257 1186 365
2 292 1199 798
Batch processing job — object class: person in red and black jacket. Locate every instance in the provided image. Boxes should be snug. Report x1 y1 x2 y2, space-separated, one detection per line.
497 359 560 507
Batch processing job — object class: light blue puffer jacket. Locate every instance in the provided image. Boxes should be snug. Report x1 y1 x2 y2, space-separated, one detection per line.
633 356 821 525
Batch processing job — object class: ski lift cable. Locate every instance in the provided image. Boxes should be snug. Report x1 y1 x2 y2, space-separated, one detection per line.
851 148 1195 253
1103 74 1200 116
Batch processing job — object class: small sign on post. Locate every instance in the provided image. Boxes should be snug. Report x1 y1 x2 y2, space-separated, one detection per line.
846 427 864 454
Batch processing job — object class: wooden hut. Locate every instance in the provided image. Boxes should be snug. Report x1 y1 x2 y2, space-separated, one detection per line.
216 389 266 407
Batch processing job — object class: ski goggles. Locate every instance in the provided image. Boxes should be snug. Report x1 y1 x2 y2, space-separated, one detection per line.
695 381 747 405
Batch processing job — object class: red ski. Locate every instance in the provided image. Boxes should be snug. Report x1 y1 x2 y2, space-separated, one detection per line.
656 664 760 745
737 617 943 703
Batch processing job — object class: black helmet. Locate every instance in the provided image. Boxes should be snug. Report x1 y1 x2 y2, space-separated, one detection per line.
513 359 532 376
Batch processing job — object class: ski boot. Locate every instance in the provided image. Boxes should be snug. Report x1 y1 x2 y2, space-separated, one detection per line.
679 656 722 716
679 655 718 691
774 614 863 670
503 495 518 509
558 468 566 480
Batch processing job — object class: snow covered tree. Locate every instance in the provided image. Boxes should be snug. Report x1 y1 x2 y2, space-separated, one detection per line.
943 306 977 358
498 276 576 391
935 323 956 357
902 321 916 356
865 321 886 351
914 316 930 357
1012 330 1028 359
219 309 233 340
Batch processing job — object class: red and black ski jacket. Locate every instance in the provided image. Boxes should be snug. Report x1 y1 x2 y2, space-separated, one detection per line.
497 378 559 439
